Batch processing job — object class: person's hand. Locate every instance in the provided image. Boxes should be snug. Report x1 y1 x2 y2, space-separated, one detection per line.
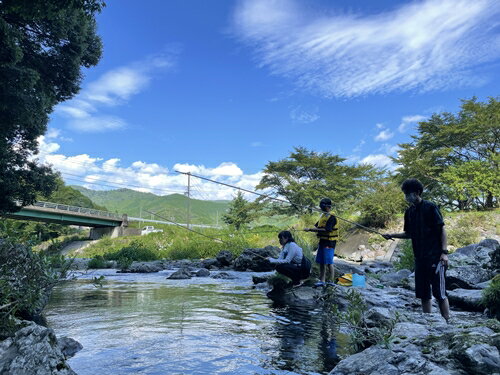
382 234 393 240
440 253 448 268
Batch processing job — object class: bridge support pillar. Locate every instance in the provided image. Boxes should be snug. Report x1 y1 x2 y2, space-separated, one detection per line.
89 226 140 240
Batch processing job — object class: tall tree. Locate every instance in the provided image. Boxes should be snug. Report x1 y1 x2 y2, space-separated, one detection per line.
0 0 104 213
256 147 382 214
394 97 499 209
222 191 259 230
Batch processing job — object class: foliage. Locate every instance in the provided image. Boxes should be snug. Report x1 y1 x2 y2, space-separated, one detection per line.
394 97 499 210
446 216 481 249
88 255 107 269
481 275 500 320
395 239 415 271
0 0 104 213
104 240 159 262
0 240 59 337
222 191 261 230
256 147 383 215
357 179 406 228
43 178 107 210
328 288 397 353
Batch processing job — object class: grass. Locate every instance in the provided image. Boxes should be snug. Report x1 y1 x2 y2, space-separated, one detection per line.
394 239 415 271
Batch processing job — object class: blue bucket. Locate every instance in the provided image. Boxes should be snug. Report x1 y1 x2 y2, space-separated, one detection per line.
352 273 365 288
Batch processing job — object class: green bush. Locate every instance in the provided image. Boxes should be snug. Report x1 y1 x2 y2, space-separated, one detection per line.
447 216 481 248
104 240 159 262
88 255 107 269
482 275 500 320
395 240 415 271
357 182 406 228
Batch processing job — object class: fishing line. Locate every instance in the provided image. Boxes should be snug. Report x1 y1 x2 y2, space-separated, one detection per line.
176 171 389 239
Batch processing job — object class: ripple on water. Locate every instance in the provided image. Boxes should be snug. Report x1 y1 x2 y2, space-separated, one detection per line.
45 271 345 375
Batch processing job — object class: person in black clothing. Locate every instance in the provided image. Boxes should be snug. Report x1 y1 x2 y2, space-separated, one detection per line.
383 179 450 322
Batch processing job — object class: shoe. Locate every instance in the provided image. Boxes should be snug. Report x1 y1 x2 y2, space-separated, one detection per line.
326 281 335 286
313 281 325 288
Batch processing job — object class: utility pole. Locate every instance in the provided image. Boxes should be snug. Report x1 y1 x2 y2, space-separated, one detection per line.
187 172 191 229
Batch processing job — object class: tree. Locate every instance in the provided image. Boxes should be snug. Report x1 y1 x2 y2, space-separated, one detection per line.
222 191 260 230
394 97 499 210
256 147 383 214
0 0 104 213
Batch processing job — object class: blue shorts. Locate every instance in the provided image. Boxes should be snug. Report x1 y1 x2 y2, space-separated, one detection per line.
315 245 335 265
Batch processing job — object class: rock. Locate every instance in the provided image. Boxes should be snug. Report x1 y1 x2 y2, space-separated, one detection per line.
252 275 272 284
451 333 500 375
365 307 394 328
211 272 236 279
447 289 484 312
450 239 499 270
380 269 412 287
57 336 83 359
266 285 325 307
334 259 366 276
195 268 210 277
201 258 218 269
216 250 233 266
329 347 399 375
0 322 77 375
447 265 491 290
233 246 280 272
167 268 192 279
124 261 163 273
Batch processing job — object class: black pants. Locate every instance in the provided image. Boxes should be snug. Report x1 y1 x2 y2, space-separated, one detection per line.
276 263 302 284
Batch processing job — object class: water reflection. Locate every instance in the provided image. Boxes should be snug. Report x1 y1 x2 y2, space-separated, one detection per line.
45 272 345 375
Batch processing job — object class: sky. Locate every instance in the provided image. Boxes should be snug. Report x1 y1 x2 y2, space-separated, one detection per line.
38 0 500 201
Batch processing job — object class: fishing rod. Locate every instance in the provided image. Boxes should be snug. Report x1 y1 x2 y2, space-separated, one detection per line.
175 171 390 239
143 210 269 259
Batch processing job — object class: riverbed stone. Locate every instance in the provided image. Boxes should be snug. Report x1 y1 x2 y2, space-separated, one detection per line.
380 269 412 287
233 246 280 272
167 268 192 279
446 265 491 290
195 268 210 277
0 321 77 375
57 336 83 359
447 288 484 312
201 258 218 269
216 250 233 266
125 261 164 273
211 271 236 279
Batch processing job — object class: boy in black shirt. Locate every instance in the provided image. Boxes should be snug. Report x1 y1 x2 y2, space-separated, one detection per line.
383 179 450 322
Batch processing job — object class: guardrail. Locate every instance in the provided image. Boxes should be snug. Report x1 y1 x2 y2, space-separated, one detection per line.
31 201 123 220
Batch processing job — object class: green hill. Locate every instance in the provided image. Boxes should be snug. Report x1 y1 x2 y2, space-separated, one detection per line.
72 186 229 225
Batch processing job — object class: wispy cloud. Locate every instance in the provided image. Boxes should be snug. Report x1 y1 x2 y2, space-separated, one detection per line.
251 141 264 147
360 154 394 169
233 0 500 97
374 129 394 142
56 53 177 132
36 137 262 200
398 114 427 132
289 105 320 123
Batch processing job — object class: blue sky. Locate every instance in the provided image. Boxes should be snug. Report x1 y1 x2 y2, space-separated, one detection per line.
38 0 500 200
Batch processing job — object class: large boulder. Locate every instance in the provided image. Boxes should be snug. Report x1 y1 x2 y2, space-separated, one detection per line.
0 322 78 375
211 272 237 280
450 239 499 270
201 258 219 270
380 269 412 287
447 289 484 312
216 250 233 266
233 246 280 272
123 261 164 273
446 265 491 290
167 268 192 279
195 268 210 277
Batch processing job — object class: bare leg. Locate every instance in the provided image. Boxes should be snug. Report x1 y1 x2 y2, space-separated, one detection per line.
422 299 432 313
319 264 326 282
438 298 450 321
328 264 335 282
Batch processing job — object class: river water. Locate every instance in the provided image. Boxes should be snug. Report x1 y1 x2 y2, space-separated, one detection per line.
45 269 346 375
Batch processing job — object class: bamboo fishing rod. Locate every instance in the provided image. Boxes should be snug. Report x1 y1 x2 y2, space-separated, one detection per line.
175 171 390 239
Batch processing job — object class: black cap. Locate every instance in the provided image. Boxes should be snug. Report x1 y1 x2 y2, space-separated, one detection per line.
320 198 332 206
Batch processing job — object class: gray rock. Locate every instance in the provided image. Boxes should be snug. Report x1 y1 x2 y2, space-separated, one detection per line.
57 336 83 359
380 269 412 287
0 322 77 375
330 347 399 375
252 275 272 284
201 258 218 269
447 289 484 312
125 261 163 273
195 268 210 277
216 250 233 266
365 307 394 328
211 272 236 279
462 344 500 375
233 246 280 272
447 265 491 290
167 268 192 279
335 259 366 276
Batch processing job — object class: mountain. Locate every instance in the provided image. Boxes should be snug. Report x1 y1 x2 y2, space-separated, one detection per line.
72 186 229 225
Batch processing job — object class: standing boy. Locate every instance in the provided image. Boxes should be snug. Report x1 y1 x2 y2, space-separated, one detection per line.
305 198 338 287
383 178 450 322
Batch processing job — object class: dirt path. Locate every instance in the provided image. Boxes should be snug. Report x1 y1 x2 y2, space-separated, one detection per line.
60 240 97 255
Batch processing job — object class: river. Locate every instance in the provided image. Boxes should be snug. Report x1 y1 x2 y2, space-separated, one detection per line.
45 269 346 375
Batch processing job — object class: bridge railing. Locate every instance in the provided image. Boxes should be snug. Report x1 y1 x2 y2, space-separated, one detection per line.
32 201 123 220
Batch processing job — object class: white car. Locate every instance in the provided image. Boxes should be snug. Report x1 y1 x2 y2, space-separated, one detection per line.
141 226 164 236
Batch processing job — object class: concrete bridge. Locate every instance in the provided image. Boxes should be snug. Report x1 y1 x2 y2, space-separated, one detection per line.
2 201 136 239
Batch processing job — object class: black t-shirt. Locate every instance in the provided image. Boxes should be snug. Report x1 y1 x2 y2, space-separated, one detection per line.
403 200 444 263
315 215 337 248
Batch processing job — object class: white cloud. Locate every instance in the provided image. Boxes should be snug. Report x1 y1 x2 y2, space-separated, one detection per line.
360 154 394 169
290 105 320 123
398 114 427 132
374 129 394 142
55 53 176 132
251 141 263 147
233 0 500 97
352 140 365 153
